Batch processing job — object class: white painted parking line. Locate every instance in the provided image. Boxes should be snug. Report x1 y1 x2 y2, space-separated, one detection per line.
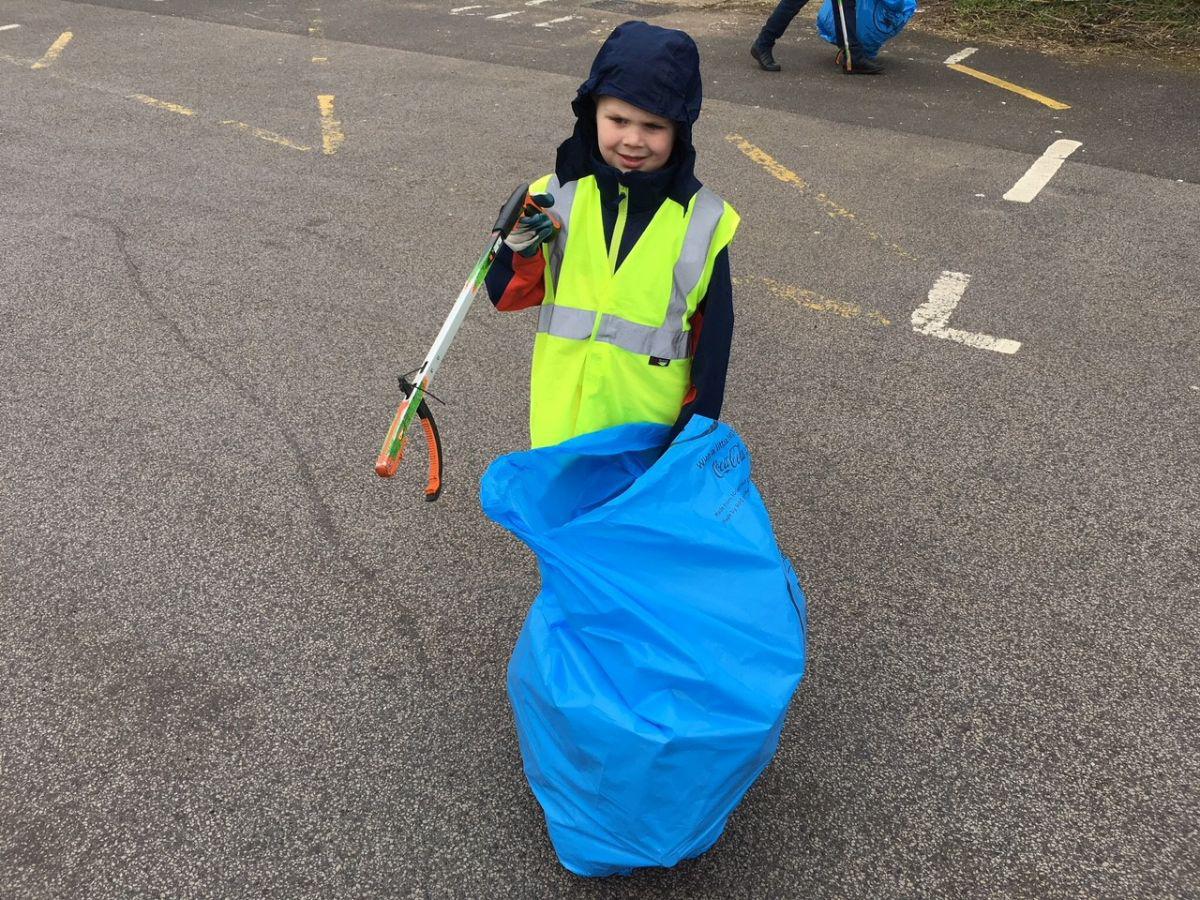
944 47 977 65
535 15 577 26
450 5 483 12
526 0 554 5
1003 139 1082 203
488 10 522 18
912 271 1021 355
0 24 21 31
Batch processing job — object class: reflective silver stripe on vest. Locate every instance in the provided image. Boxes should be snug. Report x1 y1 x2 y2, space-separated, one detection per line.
538 184 726 361
537 303 595 340
596 187 726 360
545 175 577 294
596 315 689 359
670 187 726 327
535 176 592 341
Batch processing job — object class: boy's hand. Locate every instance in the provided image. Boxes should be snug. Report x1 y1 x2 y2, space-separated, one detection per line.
504 193 559 258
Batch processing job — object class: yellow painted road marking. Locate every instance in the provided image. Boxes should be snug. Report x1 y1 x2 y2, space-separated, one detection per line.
947 63 1071 110
726 133 919 263
744 275 892 326
219 120 311 152
131 94 195 116
308 18 324 38
318 94 344 155
31 31 72 69
4 49 310 154
312 56 329 64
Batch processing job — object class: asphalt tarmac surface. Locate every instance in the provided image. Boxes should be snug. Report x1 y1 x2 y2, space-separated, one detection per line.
1 1 1197 897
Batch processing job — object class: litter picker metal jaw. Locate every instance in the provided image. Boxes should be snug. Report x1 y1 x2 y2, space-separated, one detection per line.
373 183 534 499
374 371 444 501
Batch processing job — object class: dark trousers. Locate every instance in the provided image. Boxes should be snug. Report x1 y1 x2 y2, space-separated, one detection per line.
755 0 861 53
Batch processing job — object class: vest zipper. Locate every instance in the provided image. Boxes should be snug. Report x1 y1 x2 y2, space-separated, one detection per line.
607 185 629 274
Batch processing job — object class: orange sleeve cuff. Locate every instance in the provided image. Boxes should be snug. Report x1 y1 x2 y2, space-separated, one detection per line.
496 250 547 311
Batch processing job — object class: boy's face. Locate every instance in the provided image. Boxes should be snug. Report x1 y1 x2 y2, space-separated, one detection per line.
595 96 676 175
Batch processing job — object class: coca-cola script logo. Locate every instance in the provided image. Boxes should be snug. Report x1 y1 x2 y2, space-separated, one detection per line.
712 444 747 478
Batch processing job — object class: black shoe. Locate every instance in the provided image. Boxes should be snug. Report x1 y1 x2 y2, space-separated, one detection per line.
838 52 884 74
751 43 781 72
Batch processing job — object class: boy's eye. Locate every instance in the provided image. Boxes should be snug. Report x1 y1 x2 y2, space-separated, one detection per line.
645 124 663 131
609 116 627 126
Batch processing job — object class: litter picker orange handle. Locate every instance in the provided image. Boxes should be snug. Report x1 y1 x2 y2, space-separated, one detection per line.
522 193 562 232
374 183 531 498
374 374 443 500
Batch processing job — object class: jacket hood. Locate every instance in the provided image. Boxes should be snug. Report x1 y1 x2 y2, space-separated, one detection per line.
555 21 703 207
573 20 702 136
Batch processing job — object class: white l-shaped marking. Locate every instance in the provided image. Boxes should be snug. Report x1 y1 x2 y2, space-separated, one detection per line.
912 271 1021 354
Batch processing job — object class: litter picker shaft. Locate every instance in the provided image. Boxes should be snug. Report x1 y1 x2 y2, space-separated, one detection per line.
835 0 853 72
374 183 549 499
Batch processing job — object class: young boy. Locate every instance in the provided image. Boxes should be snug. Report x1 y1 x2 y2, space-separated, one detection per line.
485 20 739 449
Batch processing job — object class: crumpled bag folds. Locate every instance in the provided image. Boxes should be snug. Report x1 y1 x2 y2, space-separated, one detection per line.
481 416 808 877
817 0 919 59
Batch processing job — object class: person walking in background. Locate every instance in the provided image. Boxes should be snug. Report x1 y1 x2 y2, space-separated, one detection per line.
750 0 883 74
749 0 809 71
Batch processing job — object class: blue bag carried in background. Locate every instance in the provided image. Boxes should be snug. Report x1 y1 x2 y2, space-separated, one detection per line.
481 416 807 877
817 0 918 59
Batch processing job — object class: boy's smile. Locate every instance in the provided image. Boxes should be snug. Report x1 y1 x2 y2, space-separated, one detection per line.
595 95 677 175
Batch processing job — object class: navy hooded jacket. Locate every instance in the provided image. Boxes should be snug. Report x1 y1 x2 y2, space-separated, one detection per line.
486 21 734 442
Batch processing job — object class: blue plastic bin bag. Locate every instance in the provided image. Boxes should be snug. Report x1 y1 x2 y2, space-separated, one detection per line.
481 416 807 877
817 0 918 59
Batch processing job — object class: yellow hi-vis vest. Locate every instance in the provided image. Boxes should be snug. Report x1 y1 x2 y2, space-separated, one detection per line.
527 173 740 448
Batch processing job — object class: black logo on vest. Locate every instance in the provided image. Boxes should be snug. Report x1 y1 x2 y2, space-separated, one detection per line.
712 444 747 479
649 356 671 367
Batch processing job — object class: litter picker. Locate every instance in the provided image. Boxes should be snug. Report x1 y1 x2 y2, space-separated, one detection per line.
374 184 556 500
835 0 853 72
